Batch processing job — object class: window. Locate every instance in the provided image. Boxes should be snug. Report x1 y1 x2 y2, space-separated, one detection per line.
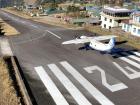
109 26 111 29
124 24 126 29
104 17 107 21
133 28 136 33
104 24 106 28
139 17 140 23
138 29 140 34
118 20 121 23
110 19 112 23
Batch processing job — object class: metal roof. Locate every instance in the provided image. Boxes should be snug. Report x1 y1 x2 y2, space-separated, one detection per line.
103 7 131 14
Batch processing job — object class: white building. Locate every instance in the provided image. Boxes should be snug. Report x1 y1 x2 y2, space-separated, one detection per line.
100 7 131 29
122 11 140 37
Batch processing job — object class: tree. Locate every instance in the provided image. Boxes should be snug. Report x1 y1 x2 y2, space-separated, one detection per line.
66 5 80 17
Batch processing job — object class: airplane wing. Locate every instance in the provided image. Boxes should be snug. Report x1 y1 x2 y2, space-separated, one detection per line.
62 38 90 44
62 35 117 45
93 35 117 41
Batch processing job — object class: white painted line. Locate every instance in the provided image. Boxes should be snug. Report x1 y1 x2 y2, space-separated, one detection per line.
84 66 128 92
113 62 140 79
30 24 39 28
48 64 92 105
130 51 140 57
119 57 140 69
60 61 115 105
46 30 61 39
0 38 13 56
35 66 69 105
121 52 140 62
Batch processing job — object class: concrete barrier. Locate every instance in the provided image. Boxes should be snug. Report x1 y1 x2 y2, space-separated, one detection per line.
11 56 33 105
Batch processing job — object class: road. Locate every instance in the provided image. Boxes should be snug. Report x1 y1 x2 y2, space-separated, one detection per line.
0 10 140 105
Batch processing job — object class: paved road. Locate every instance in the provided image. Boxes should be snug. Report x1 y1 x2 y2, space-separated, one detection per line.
0 10 140 105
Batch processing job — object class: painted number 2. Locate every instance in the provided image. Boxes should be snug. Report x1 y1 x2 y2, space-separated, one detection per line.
84 66 128 92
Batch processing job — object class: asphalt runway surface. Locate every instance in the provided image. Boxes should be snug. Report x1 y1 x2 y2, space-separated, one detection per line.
0 10 140 105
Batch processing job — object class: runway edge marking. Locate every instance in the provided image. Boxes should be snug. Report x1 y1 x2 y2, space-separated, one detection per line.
34 66 69 105
48 64 92 105
60 61 115 105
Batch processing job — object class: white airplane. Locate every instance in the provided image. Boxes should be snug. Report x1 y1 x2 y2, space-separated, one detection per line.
62 35 117 53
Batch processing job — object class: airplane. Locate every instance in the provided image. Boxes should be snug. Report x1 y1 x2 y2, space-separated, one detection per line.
62 35 117 53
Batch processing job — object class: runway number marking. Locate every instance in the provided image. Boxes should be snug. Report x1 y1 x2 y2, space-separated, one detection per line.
35 52 140 105
113 62 140 79
60 61 115 105
84 66 128 92
119 56 140 70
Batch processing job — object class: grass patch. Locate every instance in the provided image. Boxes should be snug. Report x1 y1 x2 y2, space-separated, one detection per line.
0 57 21 105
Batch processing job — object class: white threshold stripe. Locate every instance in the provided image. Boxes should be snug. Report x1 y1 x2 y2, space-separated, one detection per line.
130 51 140 57
46 30 61 39
121 52 140 62
60 61 114 105
48 64 92 105
35 66 69 105
119 57 140 69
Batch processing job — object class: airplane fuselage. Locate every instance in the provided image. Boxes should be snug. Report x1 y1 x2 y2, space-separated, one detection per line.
89 39 114 52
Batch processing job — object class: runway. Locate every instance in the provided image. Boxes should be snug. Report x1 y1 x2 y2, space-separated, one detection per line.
0 10 140 105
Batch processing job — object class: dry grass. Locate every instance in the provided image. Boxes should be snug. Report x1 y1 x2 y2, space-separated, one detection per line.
3 8 81 30
2 8 31 19
0 18 20 36
0 58 21 105
2 22 20 36
32 17 80 29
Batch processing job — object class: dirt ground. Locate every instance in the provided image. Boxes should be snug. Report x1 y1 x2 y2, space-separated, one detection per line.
3 8 82 30
0 58 21 105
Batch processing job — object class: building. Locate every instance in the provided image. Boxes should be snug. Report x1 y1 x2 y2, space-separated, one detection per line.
122 11 140 37
100 6 131 29
70 17 100 26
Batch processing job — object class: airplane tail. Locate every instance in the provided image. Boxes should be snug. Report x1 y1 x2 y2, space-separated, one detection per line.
108 37 115 49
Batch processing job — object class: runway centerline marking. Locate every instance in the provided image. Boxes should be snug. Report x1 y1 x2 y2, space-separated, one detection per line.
45 30 61 39
35 66 69 105
48 64 92 105
60 61 115 105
